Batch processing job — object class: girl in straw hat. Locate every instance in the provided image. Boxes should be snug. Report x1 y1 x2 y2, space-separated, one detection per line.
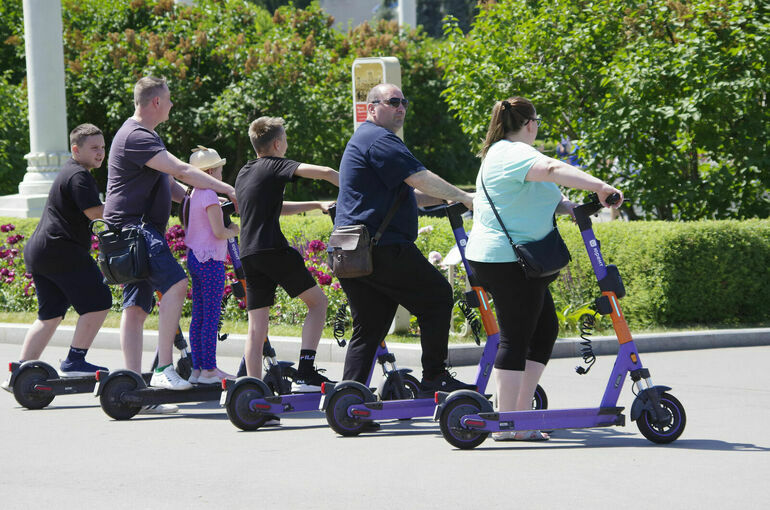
182 146 239 384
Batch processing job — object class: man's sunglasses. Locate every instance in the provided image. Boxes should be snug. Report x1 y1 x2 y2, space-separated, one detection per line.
371 97 410 108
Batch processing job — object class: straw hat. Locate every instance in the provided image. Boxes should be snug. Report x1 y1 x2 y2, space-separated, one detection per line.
189 145 226 170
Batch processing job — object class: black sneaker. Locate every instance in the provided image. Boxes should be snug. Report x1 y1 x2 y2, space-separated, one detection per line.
420 371 476 396
291 367 333 393
59 358 108 377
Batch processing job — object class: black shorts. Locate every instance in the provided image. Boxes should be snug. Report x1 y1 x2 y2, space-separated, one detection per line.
241 247 316 310
32 261 112 320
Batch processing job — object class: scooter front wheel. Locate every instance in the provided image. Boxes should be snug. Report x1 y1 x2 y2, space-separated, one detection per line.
439 397 488 449
326 387 367 437
636 392 686 444
380 373 421 401
226 382 271 431
533 384 548 410
13 367 55 410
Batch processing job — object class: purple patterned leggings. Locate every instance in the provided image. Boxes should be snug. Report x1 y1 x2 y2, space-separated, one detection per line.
188 252 225 370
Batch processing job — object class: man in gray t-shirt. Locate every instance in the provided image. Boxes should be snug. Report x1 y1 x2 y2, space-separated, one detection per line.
104 76 238 399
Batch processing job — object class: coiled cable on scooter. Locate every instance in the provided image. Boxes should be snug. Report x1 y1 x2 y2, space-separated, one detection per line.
575 313 598 375
332 302 348 347
217 293 230 341
457 299 482 346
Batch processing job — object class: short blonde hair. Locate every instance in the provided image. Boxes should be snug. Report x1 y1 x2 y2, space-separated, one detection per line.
134 76 168 107
248 116 285 154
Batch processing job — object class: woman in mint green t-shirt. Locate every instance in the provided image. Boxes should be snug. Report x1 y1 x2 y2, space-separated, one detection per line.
466 97 623 441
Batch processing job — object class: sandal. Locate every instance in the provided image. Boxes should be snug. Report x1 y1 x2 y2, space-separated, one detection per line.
492 430 550 442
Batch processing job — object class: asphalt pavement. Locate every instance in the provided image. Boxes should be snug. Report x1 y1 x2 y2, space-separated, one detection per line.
1 341 768 509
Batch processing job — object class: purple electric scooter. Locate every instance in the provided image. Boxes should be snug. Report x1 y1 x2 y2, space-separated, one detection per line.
220 205 420 431
434 193 687 448
320 202 547 436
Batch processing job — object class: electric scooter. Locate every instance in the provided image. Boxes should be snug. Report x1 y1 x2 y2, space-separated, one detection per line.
434 193 687 448
5 322 190 410
221 203 426 431
320 202 547 436
95 201 249 419
221 338 418 430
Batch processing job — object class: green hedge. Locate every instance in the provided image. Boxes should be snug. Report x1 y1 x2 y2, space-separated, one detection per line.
2 215 768 329
281 214 770 327
564 219 770 326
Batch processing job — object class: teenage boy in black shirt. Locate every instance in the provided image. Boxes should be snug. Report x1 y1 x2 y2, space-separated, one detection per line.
235 116 338 392
2 124 112 391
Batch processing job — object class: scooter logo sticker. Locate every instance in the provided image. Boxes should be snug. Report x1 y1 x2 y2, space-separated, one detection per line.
589 240 597 247
460 239 466 246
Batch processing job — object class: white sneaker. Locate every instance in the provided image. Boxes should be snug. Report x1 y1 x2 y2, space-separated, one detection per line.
138 404 179 415
150 365 193 391
197 374 222 385
1 376 11 393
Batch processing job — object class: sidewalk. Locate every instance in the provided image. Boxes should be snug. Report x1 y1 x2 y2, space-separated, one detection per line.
1 322 768 367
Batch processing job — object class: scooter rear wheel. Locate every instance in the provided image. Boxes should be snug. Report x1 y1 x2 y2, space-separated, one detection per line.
226 382 271 431
636 391 686 444
326 387 367 436
100 374 141 420
439 397 488 449
13 367 55 410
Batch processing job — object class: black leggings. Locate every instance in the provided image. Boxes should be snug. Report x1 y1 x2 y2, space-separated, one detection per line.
469 260 559 371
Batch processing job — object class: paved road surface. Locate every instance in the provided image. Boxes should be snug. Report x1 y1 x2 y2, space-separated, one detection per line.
1 342 768 509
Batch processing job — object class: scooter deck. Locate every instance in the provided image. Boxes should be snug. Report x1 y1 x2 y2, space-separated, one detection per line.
242 392 322 415
118 383 224 406
460 406 626 432
347 397 436 421
9 362 152 397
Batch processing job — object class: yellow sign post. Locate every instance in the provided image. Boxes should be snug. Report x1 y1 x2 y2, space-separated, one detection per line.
351 56 403 139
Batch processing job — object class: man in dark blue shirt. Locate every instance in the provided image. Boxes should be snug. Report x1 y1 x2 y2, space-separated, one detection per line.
335 83 475 394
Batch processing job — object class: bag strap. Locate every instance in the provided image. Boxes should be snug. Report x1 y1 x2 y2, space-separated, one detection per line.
372 188 408 246
479 166 558 257
479 168 519 256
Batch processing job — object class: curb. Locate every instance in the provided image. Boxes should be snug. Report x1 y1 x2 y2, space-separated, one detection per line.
1 323 768 367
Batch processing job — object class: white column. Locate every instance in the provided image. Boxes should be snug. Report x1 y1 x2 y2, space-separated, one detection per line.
0 0 69 217
397 0 417 29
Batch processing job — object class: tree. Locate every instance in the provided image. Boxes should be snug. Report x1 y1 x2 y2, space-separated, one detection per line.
417 0 478 37
53 0 476 197
440 0 770 220
0 0 27 194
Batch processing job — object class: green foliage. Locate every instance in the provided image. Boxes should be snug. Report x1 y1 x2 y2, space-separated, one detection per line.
0 0 477 196
558 217 770 327
0 220 38 313
0 0 24 83
0 72 28 195
2 214 769 335
440 0 770 220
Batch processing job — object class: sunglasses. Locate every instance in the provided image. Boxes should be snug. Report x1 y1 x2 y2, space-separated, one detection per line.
372 97 410 108
529 116 542 127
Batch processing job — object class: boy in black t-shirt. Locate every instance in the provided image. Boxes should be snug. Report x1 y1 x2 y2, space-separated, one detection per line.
2 124 112 391
235 116 338 392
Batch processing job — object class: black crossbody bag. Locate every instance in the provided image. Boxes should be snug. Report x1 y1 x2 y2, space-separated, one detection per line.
480 170 571 279
327 189 407 278
90 179 161 285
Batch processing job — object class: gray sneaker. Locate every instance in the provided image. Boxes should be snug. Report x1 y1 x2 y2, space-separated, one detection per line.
138 403 179 415
1 376 11 393
149 365 192 391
